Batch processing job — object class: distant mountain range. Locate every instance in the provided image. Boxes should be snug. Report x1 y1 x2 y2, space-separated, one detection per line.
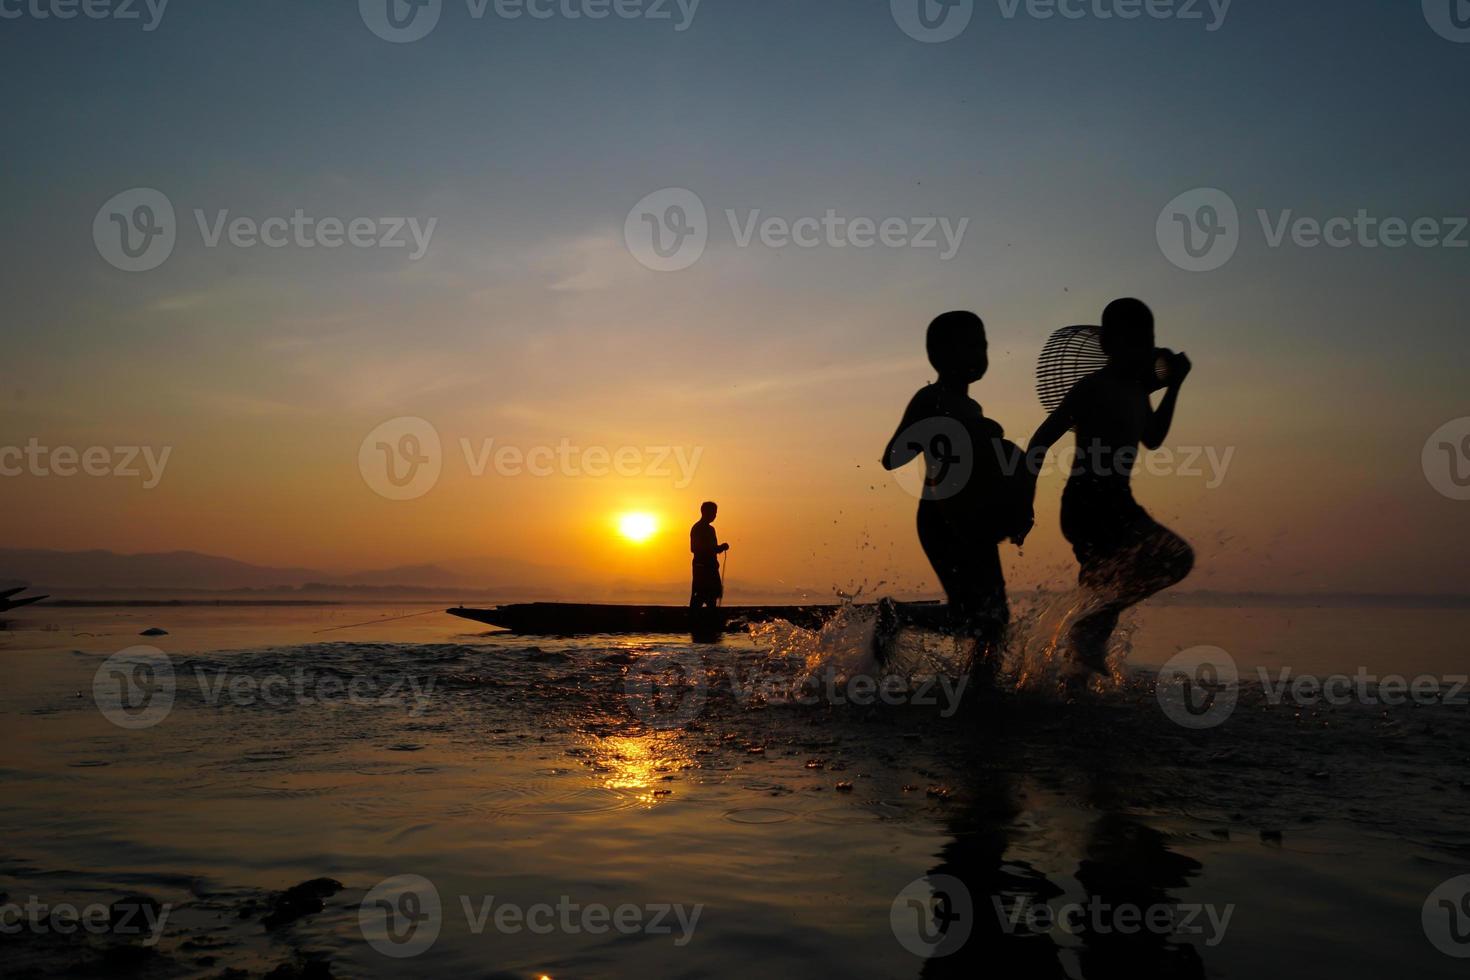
0 548 561 596
0 548 830 603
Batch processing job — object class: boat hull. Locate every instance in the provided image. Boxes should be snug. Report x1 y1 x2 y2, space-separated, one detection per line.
0 592 47 613
445 601 948 636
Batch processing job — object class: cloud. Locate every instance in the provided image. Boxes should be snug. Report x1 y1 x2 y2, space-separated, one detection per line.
653 356 928 403
545 233 639 293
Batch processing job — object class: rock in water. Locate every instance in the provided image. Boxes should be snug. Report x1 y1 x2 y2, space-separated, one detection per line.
265 960 335 979
262 878 344 929
139 628 168 637
109 894 165 940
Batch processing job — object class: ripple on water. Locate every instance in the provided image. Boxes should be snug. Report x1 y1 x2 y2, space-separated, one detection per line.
805 800 919 825
1266 835 1365 856
223 783 343 801
464 779 642 818
724 807 798 825
386 822 436 844
741 781 795 796
227 749 296 768
1175 829 1241 846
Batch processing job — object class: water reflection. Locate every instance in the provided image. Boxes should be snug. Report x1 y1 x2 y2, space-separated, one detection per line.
918 739 1208 979
583 733 696 806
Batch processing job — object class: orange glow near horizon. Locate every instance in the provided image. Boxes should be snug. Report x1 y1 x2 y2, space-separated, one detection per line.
5 318 1465 599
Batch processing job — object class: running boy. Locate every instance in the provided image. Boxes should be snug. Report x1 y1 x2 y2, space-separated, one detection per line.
882 311 1029 674
1023 298 1195 675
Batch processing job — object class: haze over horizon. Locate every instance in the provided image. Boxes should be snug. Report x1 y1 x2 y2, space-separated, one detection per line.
4 546 1468 605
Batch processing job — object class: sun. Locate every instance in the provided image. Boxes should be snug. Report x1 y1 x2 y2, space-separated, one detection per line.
617 512 659 544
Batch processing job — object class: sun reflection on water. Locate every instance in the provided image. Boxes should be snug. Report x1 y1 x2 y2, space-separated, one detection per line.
585 733 695 806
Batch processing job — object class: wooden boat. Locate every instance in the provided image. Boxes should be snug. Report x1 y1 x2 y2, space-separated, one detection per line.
446 600 948 636
0 587 49 628
0 587 48 612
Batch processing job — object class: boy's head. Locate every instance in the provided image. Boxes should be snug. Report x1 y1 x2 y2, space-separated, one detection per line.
700 501 718 522
1100 298 1155 368
926 310 988 383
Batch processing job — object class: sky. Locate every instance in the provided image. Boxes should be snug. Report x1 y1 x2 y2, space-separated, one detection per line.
1 0 1468 597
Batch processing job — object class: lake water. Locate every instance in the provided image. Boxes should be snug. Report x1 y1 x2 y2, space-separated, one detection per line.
1 600 1468 978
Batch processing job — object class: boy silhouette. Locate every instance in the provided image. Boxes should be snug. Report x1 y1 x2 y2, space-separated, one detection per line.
882 311 1029 676
1023 298 1195 675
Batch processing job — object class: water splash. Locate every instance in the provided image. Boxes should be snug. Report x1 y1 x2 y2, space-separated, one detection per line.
1006 589 1133 695
748 585 1138 702
749 596 979 706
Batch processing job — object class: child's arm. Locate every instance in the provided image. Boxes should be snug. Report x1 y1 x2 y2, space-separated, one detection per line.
1143 353 1190 450
881 391 930 471
1026 393 1075 477
1027 405 1072 460
1012 393 1077 542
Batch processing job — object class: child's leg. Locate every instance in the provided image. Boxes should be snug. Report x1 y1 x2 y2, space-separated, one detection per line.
1068 518 1193 671
1068 602 1122 672
1107 521 1194 608
918 508 1009 683
951 545 1008 685
978 544 1009 677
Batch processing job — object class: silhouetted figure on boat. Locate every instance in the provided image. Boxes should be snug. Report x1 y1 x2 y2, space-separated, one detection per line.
1023 298 1195 676
882 311 1030 677
689 501 729 609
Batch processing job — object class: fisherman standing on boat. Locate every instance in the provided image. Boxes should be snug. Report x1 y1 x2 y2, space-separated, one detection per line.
690 501 729 609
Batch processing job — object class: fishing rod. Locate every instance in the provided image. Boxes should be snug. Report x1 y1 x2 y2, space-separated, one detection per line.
313 608 442 633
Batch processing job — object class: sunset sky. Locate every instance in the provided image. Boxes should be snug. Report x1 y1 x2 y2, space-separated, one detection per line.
2 0 1467 597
